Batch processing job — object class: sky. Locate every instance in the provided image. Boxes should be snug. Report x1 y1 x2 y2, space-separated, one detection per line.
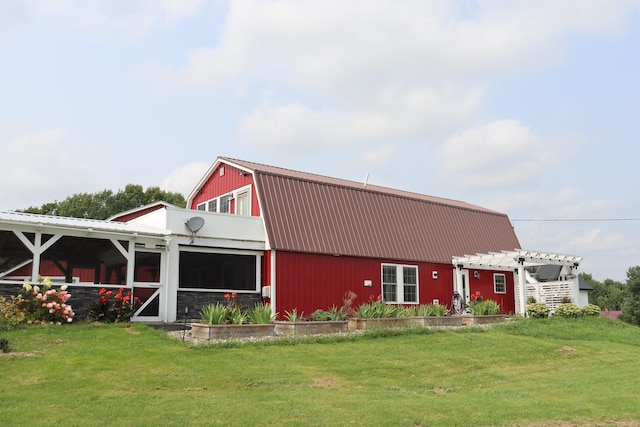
1 0 639 282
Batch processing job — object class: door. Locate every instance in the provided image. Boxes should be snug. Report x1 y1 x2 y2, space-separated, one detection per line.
131 251 164 322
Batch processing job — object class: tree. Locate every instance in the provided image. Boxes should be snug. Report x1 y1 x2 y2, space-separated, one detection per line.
620 266 640 326
20 184 186 220
581 273 627 310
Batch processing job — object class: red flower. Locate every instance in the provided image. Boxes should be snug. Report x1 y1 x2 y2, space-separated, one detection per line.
100 296 108 304
231 292 237 299
99 288 106 295
224 293 231 300
115 294 122 299
119 288 124 293
106 290 113 296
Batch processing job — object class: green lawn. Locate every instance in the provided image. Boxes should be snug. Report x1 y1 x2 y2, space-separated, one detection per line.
1 318 640 426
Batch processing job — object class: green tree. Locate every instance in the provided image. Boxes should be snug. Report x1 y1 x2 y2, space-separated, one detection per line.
620 266 640 326
581 273 627 310
20 184 186 220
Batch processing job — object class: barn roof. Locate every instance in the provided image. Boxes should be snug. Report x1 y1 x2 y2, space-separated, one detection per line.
217 157 521 264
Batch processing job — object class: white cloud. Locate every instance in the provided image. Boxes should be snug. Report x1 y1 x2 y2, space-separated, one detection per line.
438 119 575 189
0 127 100 210
139 0 640 92
161 162 210 200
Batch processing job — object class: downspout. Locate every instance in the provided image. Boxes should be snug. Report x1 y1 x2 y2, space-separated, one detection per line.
270 250 277 314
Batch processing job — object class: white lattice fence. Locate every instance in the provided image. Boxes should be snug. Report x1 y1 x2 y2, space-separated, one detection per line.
526 280 575 314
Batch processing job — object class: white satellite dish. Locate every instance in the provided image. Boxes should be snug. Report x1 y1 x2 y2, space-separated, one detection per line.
185 217 205 243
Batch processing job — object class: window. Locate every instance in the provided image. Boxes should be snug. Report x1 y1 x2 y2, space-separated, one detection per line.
494 273 506 293
207 199 217 212
219 195 231 214
196 203 206 211
236 191 249 216
179 251 257 290
381 264 418 304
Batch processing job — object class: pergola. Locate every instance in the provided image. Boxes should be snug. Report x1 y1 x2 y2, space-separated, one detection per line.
452 250 583 315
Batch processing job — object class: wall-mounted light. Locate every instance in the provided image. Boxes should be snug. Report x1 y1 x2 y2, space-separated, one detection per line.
432 271 438 279
474 271 480 279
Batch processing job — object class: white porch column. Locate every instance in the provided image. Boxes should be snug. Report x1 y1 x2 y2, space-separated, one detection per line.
517 260 526 315
454 265 463 296
165 237 179 323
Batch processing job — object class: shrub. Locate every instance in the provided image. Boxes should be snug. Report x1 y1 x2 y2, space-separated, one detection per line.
356 295 403 318
309 309 330 321
581 304 601 317
246 304 275 324
555 303 580 318
468 292 500 315
284 308 303 322
421 303 450 317
88 287 140 323
18 277 75 325
200 302 228 325
527 302 550 319
0 296 26 330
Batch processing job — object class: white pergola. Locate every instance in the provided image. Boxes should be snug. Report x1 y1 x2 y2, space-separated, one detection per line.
452 250 583 315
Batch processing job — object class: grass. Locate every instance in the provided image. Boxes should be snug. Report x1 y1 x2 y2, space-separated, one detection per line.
1 318 640 426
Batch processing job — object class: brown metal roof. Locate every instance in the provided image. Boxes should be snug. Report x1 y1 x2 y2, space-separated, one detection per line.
221 157 521 264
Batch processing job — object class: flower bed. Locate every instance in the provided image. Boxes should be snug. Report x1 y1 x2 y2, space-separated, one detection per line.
191 323 275 340
274 320 348 336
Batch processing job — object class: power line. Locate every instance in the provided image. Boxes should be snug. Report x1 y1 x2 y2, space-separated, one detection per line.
512 218 640 222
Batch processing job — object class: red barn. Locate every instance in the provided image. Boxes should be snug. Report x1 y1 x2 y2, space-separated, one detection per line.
187 157 522 316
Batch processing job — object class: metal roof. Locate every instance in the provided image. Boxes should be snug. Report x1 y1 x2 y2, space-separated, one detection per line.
0 210 165 236
220 157 521 264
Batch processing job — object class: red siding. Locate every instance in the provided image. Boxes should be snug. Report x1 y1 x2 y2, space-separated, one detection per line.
466 270 516 314
274 251 515 317
190 163 260 216
110 204 166 222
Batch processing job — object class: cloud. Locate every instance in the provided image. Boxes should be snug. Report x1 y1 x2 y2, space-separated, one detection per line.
236 86 483 150
138 0 640 92
0 127 100 210
161 162 210 199
438 119 575 189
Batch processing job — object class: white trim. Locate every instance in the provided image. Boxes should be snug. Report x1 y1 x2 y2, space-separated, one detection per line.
381 263 419 304
493 273 507 294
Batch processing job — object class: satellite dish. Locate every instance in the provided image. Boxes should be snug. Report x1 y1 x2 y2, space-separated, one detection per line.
185 217 205 243
185 217 205 233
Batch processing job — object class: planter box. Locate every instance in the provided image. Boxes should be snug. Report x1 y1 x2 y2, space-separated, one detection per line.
461 315 506 326
424 316 463 327
348 317 410 331
274 320 348 336
190 323 275 340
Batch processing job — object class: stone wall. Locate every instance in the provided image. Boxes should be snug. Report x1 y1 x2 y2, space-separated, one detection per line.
177 291 262 321
2 282 263 323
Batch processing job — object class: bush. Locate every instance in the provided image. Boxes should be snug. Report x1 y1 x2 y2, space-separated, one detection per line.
356 295 403 318
17 277 75 325
555 303 580 318
581 304 601 317
526 302 550 319
0 338 10 353
246 303 275 324
0 296 26 330
88 287 140 323
420 303 450 317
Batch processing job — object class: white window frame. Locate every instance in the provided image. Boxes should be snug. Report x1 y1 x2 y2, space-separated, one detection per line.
494 273 506 294
381 263 419 304
196 185 252 215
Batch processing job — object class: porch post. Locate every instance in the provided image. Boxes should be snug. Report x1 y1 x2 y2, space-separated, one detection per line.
517 258 526 315
455 264 463 295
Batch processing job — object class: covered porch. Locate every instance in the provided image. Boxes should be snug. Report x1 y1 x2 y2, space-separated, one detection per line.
452 250 583 315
